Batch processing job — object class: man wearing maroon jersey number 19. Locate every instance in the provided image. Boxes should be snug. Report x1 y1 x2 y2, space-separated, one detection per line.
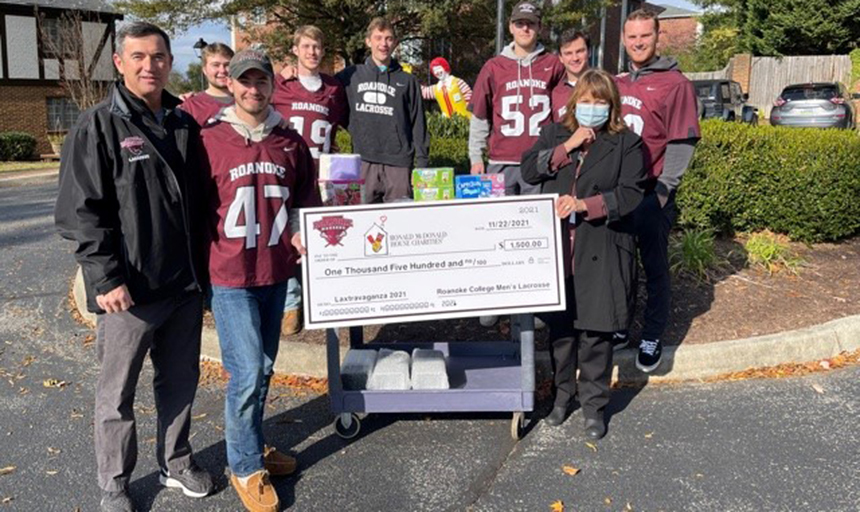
272 25 347 337
199 49 320 512
468 0 565 194
179 42 235 126
616 9 701 373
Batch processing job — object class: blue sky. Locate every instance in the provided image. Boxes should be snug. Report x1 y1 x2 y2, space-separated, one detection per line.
169 0 702 72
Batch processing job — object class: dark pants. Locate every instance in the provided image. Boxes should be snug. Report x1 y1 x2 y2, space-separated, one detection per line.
94 292 203 491
361 161 412 203
487 163 541 196
540 277 614 420
633 191 677 341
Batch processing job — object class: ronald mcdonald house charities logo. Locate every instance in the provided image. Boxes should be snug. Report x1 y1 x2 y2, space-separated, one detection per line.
313 215 354 247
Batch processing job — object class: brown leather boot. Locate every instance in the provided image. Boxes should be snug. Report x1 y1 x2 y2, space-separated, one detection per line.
281 309 302 336
263 445 297 476
230 470 279 512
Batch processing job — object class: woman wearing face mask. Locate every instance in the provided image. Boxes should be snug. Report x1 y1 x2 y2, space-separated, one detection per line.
522 68 646 439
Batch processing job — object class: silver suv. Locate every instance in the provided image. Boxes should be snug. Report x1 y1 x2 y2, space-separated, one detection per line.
770 82 855 129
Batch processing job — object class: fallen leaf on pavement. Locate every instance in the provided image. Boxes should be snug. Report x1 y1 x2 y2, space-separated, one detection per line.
191 413 207 420
0 466 15 476
70 410 83 419
21 356 35 367
550 500 565 512
644 432 654 439
811 384 825 394
604 497 612 505
42 379 68 389
47 447 60 455
1 496 12 504
625 502 634 511
695 473 705 478
46 470 58 476
562 465 580 476
585 441 598 452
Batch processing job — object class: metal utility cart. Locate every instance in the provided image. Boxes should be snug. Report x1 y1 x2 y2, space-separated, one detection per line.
327 314 535 440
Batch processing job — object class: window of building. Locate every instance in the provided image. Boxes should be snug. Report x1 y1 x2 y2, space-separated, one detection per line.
46 97 80 131
41 17 77 59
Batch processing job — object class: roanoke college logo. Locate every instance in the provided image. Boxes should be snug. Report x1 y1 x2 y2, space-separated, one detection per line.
120 136 146 156
313 215 354 247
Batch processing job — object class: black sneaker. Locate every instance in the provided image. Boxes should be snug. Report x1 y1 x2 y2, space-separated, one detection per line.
159 463 214 498
100 489 136 512
636 339 663 373
612 331 629 352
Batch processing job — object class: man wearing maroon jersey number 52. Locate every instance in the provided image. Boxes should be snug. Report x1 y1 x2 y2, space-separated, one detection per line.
616 9 701 373
199 49 320 512
468 0 565 194
272 25 347 336
468 0 564 327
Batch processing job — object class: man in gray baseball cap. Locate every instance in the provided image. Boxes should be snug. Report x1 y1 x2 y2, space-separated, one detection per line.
202 44 320 512
229 48 274 79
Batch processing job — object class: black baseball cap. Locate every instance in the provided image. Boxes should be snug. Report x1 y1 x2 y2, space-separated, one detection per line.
229 49 274 79
511 1 541 24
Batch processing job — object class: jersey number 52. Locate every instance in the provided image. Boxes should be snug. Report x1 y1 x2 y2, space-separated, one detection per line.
500 95 550 137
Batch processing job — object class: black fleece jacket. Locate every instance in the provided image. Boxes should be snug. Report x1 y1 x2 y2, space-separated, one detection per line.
55 81 208 313
336 58 429 168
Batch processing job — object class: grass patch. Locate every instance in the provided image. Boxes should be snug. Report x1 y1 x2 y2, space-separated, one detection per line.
669 229 729 281
743 230 804 275
0 161 59 173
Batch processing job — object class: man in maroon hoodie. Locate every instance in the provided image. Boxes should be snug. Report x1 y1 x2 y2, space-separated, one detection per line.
199 49 320 512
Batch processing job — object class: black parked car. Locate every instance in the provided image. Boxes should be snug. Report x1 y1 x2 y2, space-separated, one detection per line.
693 79 758 125
770 82 855 129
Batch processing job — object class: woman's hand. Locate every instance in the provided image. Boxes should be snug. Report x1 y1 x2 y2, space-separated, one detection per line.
555 195 586 219
563 127 595 153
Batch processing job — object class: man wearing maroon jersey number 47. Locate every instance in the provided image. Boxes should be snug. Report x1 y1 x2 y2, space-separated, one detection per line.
616 9 701 373
199 49 320 512
272 25 347 336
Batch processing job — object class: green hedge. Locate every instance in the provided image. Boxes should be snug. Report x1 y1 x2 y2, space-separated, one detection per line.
334 111 470 171
678 120 860 242
0 132 37 161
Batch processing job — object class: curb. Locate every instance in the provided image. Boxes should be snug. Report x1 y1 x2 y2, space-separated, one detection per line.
74 268 860 384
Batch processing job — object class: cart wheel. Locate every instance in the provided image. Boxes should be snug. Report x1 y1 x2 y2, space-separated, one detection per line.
511 412 525 440
334 413 361 439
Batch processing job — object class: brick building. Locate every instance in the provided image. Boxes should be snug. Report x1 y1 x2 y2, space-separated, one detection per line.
0 0 121 156
656 5 702 54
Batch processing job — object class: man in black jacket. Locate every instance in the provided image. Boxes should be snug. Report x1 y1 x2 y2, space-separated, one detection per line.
55 22 213 512
336 17 429 203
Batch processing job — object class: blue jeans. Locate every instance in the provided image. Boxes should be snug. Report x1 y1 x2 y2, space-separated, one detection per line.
211 282 288 477
284 276 301 311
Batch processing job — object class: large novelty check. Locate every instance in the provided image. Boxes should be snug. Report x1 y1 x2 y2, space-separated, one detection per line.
300 195 566 329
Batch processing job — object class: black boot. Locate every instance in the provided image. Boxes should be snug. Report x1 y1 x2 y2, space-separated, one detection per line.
584 417 606 440
545 401 570 427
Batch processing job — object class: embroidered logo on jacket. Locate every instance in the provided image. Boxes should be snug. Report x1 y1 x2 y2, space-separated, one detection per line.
120 136 150 162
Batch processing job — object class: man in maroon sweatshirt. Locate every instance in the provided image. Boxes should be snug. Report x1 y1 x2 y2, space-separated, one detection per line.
198 49 320 512
179 42 235 125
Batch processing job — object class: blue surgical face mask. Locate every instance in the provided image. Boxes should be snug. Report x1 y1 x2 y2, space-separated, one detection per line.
575 103 610 129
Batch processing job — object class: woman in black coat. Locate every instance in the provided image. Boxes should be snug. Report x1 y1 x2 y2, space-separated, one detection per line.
522 69 646 439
